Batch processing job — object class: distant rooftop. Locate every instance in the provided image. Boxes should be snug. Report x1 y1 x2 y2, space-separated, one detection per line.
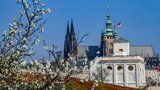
113 38 129 43
130 45 157 57
95 56 144 62
77 45 157 60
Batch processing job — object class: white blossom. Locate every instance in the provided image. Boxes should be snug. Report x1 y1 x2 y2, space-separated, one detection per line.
23 37 27 42
34 0 39 4
96 83 98 87
17 0 22 3
9 40 13 45
47 8 51 13
10 29 15 36
40 3 45 7
30 13 34 17
44 46 48 50
40 28 45 32
30 60 33 65
80 79 84 83
48 69 53 74
22 44 27 49
29 50 33 55
41 9 46 15
35 39 40 44
42 70 46 75
21 60 26 66
30 22 35 27
34 60 38 65
2 31 6 36
13 21 16 25
85 78 88 82
95 80 98 83
24 2 29 9
73 60 77 65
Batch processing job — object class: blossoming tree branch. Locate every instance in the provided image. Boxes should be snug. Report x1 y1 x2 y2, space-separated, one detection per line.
0 0 89 89
0 0 51 89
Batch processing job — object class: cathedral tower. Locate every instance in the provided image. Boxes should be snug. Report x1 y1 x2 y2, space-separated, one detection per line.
100 8 118 56
64 21 70 60
64 19 77 60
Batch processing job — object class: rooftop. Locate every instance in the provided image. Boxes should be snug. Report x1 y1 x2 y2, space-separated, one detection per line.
113 38 129 43
94 56 144 62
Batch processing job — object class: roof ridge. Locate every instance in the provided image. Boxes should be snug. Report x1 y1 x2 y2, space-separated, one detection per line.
78 45 99 47
130 45 152 47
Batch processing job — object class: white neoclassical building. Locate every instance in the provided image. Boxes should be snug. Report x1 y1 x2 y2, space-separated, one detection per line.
90 38 146 88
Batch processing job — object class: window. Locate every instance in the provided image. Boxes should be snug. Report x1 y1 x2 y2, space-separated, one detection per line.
110 43 113 46
128 66 134 71
119 49 123 52
117 66 123 71
107 66 112 70
109 49 113 53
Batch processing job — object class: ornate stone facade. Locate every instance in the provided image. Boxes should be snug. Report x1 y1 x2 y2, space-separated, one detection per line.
63 7 159 88
90 39 146 88
90 56 146 88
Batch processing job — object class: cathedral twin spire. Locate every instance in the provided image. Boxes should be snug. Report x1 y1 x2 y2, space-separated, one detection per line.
64 19 77 60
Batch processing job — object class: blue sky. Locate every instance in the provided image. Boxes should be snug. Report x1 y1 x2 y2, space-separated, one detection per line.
0 0 160 56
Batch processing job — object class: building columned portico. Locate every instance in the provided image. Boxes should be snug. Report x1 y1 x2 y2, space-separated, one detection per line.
90 56 146 88
90 37 146 88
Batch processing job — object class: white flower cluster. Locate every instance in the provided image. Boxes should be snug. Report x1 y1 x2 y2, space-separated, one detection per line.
41 8 51 15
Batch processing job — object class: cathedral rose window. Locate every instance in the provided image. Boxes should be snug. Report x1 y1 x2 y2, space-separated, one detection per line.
128 66 133 71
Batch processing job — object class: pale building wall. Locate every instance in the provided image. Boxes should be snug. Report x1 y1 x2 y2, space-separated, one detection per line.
103 36 116 55
113 43 130 56
90 56 146 88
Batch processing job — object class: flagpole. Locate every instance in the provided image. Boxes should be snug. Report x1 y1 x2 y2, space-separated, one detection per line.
114 22 122 39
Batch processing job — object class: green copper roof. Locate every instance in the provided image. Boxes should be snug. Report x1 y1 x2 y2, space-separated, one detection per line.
106 8 111 24
101 7 118 37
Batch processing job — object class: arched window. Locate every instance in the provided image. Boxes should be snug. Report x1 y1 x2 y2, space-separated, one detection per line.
107 66 112 70
117 66 123 71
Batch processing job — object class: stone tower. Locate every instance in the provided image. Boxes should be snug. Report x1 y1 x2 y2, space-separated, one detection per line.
64 21 70 60
64 19 77 60
100 8 118 56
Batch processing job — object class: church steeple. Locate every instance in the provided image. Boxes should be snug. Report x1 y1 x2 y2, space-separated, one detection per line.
106 7 112 29
69 19 77 58
70 19 76 38
100 7 117 56
64 21 70 60
64 19 77 60
102 7 116 36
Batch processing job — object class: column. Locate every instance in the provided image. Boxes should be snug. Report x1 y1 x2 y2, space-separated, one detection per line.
113 63 117 84
135 63 140 87
124 64 128 86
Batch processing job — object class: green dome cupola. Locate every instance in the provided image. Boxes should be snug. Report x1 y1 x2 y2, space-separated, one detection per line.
102 7 118 37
